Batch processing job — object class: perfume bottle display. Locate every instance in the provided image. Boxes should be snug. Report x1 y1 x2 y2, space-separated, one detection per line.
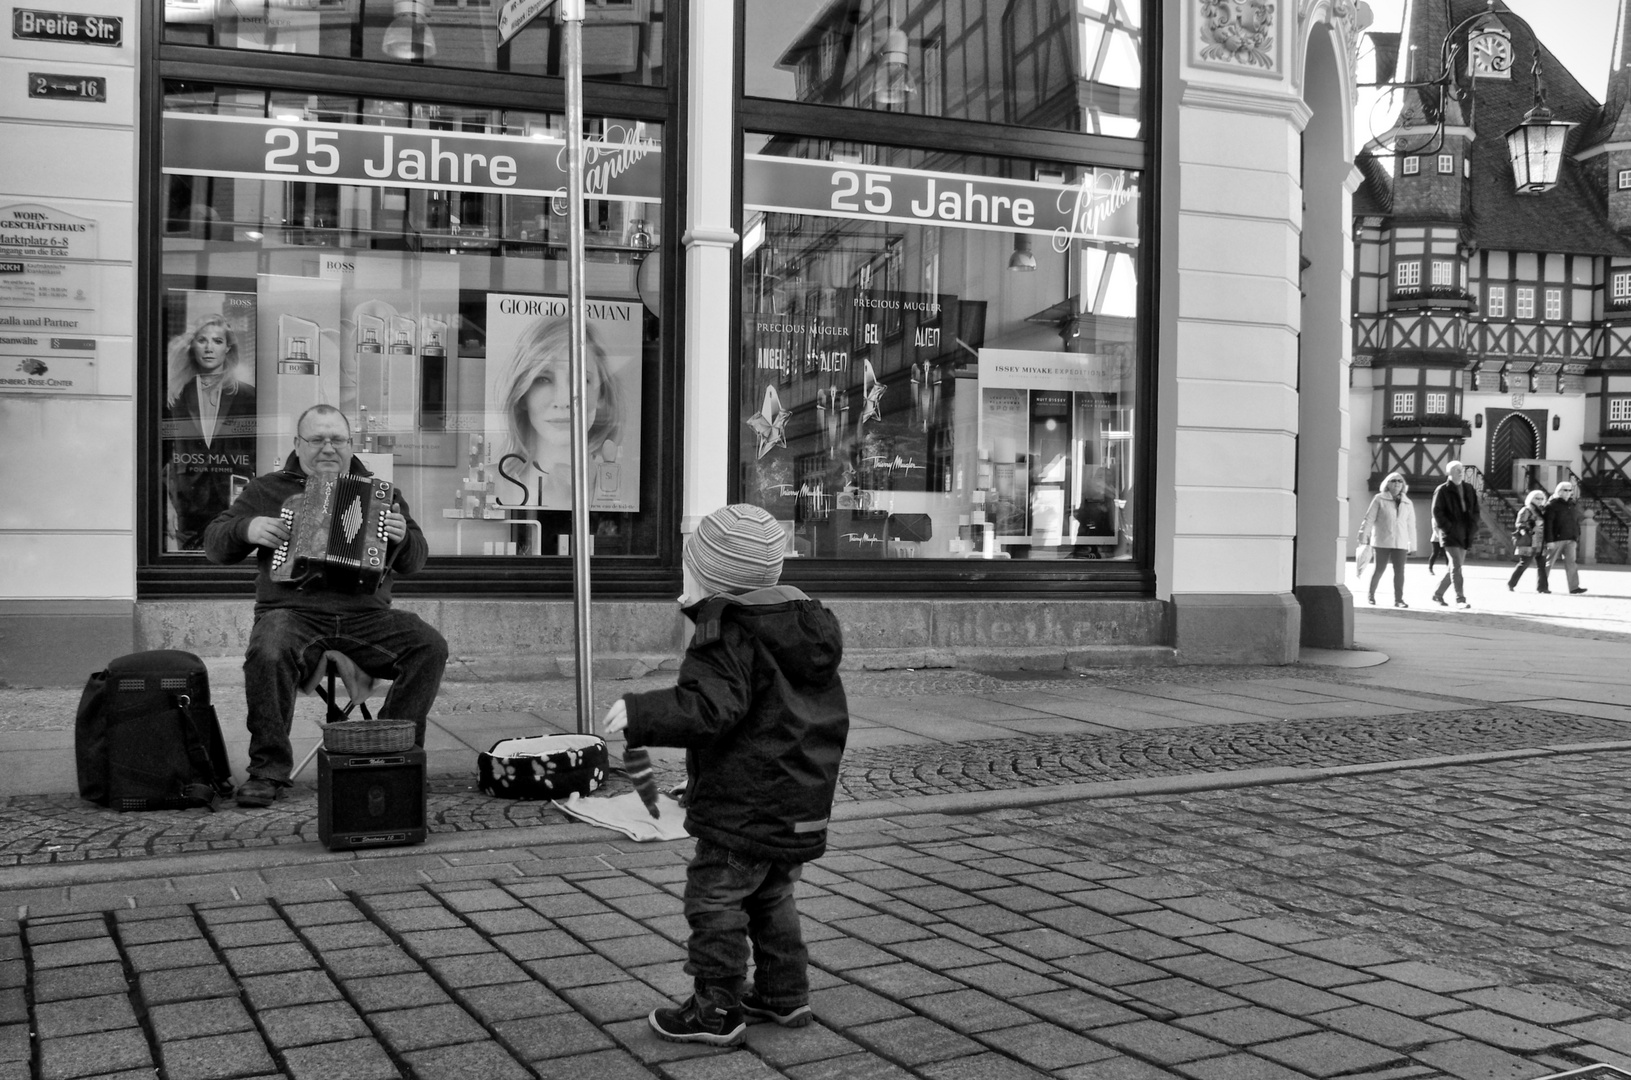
420 315 449 432
277 315 320 375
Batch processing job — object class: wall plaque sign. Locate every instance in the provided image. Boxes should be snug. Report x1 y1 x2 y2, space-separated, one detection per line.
12 8 122 45
0 333 97 394
27 72 106 101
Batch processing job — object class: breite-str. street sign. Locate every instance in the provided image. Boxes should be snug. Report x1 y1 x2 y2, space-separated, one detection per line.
12 8 122 46
162 113 661 202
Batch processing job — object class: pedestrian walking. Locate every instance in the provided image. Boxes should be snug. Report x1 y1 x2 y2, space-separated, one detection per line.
1543 479 1587 594
1507 489 1550 593
1358 471 1415 607
1430 461 1479 609
603 504 849 1047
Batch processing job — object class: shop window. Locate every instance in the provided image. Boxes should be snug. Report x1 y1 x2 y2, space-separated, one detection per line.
743 0 1146 139
162 0 666 84
1401 156 1419 175
1486 285 1506 317
1516 286 1535 319
1425 391 1447 414
1391 392 1415 417
1610 397 1631 429
1395 260 1421 291
1437 154 1454 174
739 135 1142 561
1544 288 1562 320
156 84 666 559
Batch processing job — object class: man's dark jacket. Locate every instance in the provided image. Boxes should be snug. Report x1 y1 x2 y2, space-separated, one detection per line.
1431 479 1480 549
621 586 848 864
202 451 429 614
1543 494 1581 544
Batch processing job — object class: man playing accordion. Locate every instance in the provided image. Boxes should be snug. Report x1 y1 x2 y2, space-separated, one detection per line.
204 404 448 808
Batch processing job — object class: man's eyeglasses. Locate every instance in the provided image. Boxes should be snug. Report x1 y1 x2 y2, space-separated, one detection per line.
297 435 353 449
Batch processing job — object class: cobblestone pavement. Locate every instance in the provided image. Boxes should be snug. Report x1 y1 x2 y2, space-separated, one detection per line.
5 752 1631 1080
8 696 1630 865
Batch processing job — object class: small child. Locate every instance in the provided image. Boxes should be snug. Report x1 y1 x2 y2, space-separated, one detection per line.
604 504 849 1046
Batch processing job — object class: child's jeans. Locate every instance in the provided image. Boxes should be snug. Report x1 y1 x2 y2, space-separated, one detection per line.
683 838 808 1011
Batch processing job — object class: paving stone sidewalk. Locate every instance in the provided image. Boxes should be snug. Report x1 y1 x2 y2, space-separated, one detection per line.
6 750 1631 1080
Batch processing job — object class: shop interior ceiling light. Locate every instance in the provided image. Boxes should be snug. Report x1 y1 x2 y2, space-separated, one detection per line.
382 0 436 61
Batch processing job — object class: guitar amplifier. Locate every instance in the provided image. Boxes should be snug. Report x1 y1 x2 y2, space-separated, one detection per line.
317 747 427 850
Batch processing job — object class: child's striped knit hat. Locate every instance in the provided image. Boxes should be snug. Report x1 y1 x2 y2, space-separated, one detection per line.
684 504 785 597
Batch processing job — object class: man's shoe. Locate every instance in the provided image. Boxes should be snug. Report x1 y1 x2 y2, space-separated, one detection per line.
1571 587 1588 594
1394 601 1409 608
1457 600 1471 609
1433 596 1448 607
741 991 813 1028
235 778 282 808
649 996 746 1046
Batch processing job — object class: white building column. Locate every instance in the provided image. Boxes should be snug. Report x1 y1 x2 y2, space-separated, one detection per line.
0 0 140 682
1156 80 1308 662
680 0 739 535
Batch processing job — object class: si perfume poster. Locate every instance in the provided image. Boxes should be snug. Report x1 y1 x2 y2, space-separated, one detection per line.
483 293 643 512
159 288 258 552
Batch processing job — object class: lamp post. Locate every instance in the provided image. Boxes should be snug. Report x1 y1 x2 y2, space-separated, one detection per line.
494 0 595 734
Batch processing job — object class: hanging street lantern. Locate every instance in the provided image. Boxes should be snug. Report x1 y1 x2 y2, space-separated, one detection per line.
1505 102 1576 195
1505 50 1576 195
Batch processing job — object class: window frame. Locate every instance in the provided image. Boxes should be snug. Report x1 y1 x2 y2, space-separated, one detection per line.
1486 284 1506 317
1516 286 1535 319
139 2 688 598
1544 287 1563 321
1401 155 1419 175
1437 153 1453 175
1391 391 1416 418
734 0 1159 595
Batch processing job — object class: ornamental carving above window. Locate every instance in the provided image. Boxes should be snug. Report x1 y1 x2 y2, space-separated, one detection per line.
1198 0 1277 70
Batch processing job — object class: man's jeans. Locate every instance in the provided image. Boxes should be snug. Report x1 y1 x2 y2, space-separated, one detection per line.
1431 545 1468 603
682 838 808 1011
243 607 448 785
1547 539 1581 592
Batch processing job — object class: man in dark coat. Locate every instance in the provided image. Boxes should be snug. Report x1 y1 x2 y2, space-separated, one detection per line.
203 404 447 808
1430 460 1479 609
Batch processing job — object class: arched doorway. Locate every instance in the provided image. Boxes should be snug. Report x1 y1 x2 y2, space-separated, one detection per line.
1293 18 1356 649
1486 410 1546 490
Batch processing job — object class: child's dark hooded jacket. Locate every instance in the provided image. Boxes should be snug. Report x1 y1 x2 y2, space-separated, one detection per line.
621 585 848 863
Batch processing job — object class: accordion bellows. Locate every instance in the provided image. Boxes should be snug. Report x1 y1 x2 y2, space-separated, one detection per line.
478 733 608 800
271 475 394 593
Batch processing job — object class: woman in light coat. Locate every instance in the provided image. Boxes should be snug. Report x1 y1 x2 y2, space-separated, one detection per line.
1506 488 1550 593
1359 471 1416 607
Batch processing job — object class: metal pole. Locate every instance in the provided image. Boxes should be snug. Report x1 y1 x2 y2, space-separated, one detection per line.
561 0 595 734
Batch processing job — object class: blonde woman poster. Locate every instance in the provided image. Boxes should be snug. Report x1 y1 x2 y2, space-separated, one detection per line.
160 291 258 551
485 294 642 513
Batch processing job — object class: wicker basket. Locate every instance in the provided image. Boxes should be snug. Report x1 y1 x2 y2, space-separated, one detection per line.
322 719 416 754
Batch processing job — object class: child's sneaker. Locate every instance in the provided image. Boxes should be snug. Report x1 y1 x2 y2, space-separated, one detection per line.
649 995 746 1046
741 991 813 1028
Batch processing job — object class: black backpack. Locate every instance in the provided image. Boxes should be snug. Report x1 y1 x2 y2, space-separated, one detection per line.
76 650 235 811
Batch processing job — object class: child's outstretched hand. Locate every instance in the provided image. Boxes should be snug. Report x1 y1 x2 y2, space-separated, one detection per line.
604 698 627 737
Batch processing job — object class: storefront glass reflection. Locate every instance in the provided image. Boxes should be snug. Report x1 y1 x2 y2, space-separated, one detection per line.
744 0 1144 138
740 135 1141 562
162 0 666 83
159 84 663 557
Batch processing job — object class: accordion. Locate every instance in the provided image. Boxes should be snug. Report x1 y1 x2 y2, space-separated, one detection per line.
270 475 394 593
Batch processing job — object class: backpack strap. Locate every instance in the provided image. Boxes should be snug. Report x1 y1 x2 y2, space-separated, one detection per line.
173 692 226 809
